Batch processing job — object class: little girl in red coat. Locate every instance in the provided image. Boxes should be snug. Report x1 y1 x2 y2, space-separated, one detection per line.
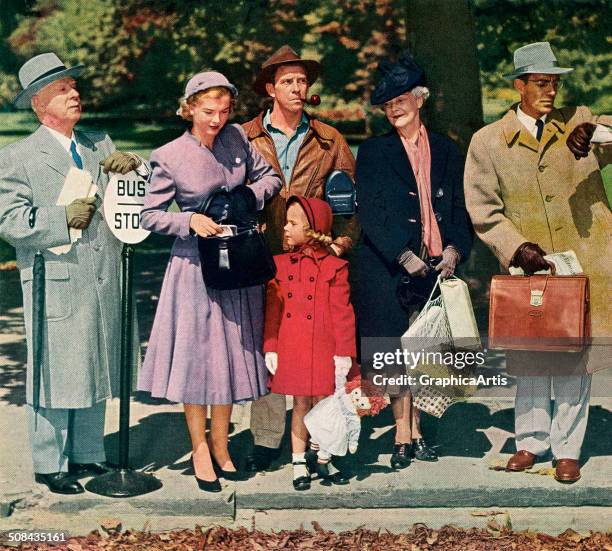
263 196 357 491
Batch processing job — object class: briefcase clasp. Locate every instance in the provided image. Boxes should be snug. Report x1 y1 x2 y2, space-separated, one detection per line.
530 289 544 307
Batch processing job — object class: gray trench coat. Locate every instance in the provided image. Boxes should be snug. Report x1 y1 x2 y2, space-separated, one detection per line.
0 126 131 408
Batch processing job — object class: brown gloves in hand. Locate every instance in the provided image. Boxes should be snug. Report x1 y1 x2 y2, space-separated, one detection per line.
567 122 596 160
100 151 142 175
66 197 97 229
511 242 553 274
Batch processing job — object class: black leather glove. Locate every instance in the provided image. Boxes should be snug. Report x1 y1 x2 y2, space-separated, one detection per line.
229 185 257 227
567 122 596 159
510 242 551 274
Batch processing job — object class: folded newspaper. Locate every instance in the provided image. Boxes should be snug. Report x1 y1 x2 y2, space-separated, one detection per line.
508 250 583 276
591 124 612 143
48 167 97 255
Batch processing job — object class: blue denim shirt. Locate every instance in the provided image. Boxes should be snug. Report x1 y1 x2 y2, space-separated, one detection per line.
263 109 310 186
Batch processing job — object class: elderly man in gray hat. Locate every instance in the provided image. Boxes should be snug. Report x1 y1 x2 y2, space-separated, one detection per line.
0 53 142 494
464 42 611 483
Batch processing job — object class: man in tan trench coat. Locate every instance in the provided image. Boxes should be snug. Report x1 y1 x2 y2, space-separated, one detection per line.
464 42 611 483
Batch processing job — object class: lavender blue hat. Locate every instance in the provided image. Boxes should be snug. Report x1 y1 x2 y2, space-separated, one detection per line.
13 52 84 109
184 71 238 100
504 42 573 79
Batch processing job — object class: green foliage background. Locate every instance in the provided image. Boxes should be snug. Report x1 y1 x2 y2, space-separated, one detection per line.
1 0 610 119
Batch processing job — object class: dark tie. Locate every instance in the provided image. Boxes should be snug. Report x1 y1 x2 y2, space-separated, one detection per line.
70 140 83 169
535 119 544 142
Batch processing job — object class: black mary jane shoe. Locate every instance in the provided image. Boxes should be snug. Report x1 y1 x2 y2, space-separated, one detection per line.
212 457 249 481
68 461 115 477
34 472 84 495
315 462 350 485
190 455 222 492
245 445 281 473
390 443 412 469
292 461 311 491
411 438 438 462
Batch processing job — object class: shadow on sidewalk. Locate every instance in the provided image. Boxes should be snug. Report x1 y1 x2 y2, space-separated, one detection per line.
102 400 612 480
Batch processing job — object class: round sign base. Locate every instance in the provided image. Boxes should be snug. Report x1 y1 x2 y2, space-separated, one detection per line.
85 469 162 498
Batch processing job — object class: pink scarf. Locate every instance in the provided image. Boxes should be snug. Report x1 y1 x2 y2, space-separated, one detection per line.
400 125 443 257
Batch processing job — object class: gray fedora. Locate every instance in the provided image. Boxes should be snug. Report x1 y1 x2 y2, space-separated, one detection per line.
13 52 84 109
504 42 573 79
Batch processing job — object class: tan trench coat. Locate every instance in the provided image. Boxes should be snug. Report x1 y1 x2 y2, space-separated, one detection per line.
464 105 611 374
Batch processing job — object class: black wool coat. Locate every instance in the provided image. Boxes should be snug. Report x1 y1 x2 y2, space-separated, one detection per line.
355 129 473 341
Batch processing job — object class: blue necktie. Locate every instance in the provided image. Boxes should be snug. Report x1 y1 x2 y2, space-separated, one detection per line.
535 119 544 142
70 140 83 169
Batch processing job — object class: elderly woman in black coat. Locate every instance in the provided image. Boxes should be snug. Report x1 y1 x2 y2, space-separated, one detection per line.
355 54 473 469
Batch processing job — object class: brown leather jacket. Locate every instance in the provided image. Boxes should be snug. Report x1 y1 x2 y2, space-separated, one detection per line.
243 112 360 255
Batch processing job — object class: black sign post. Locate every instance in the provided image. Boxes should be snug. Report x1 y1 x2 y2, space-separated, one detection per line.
86 172 161 497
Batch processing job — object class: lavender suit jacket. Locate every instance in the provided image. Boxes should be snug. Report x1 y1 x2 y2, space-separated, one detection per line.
141 125 282 251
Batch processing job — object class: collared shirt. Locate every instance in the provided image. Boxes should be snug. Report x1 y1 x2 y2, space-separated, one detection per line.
263 109 309 186
516 105 547 140
43 125 82 157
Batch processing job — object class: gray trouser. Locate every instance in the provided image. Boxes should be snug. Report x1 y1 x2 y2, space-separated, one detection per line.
28 401 107 474
250 392 286 448
514 374 591 460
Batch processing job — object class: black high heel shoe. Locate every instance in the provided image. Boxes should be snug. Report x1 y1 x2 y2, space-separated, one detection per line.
211 456 249 481
390 442 412 469
190 455 222 492
411 438 438 462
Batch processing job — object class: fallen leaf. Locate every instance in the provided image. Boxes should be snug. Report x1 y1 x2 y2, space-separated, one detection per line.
99 518 122 534
488 458 507 470
471 510 506 517
559 528 587 543
525 467 556 477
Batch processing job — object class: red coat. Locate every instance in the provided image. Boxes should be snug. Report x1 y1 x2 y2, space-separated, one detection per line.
264 248 357 396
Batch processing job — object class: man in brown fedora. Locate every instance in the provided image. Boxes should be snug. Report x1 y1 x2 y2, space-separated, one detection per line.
243 45 359 476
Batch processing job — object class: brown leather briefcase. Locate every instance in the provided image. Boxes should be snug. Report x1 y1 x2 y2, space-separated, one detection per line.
488 275 590 352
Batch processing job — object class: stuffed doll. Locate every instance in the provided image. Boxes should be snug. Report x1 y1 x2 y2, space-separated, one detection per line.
304 375 388 475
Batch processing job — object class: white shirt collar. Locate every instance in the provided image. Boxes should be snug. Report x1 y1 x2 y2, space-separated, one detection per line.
42 125 78 154
516 105 546 140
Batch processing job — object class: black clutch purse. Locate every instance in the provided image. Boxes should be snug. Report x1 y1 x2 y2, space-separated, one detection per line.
396 257 441 309
197 186 276 290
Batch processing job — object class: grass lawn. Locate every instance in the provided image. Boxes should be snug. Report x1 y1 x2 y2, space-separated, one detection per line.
0 111 611 262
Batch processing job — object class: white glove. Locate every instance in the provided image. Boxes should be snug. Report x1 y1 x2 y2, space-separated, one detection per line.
334 356 352 377
265 352 278 375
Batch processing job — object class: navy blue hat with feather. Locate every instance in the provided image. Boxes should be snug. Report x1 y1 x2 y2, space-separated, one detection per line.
370 52 425 106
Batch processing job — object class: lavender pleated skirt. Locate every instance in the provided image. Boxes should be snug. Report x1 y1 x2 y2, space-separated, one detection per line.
138 248 269 405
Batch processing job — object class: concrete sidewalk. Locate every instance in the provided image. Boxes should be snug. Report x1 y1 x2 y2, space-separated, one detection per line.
0 393 611 536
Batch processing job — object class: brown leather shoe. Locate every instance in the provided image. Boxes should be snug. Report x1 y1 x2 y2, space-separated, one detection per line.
506 450 537 472
554 459 581 483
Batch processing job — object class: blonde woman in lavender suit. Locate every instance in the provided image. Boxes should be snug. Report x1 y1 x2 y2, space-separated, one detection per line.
138 72 282 492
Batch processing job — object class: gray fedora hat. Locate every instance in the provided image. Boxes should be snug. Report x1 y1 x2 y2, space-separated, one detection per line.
13 52 84 109
504 42 573 79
